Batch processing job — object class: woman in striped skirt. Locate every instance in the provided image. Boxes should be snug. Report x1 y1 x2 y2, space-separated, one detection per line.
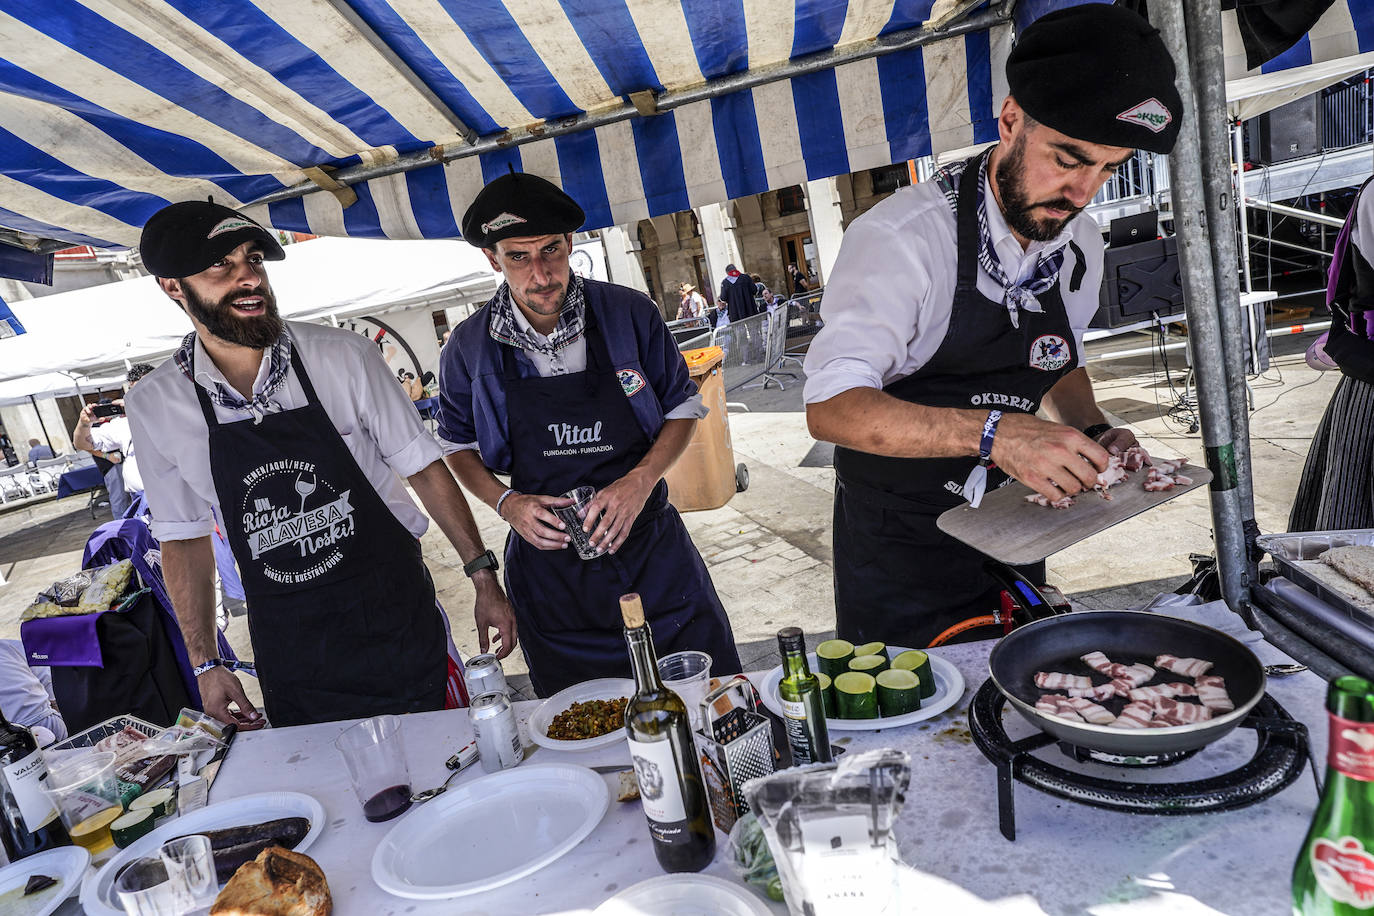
1290 177 1374 531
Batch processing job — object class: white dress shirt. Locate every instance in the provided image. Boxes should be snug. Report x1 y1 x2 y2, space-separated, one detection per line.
440 304 706 453
0 640 65 743
803 170 1105 404
88 416 141 495
127 320 442 544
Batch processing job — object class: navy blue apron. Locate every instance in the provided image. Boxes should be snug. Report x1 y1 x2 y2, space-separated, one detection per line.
500 307 742 697
194 347 445 726
831 150 1081 649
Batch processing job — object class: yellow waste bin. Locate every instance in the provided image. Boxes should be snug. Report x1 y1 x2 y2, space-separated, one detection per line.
665 347 748 512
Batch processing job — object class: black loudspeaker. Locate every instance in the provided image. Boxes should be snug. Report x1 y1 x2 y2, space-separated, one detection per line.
1246 94 1323 165
1090 235 1184 329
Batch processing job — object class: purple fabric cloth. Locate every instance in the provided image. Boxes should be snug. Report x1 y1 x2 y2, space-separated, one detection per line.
20 613 103 667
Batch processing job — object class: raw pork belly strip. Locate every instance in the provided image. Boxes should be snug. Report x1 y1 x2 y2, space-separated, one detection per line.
1025 493 1075 509
1063 697 1117 725
1067 683 1118 701
1109 701 1155 729
1127 682 1197 702
1113 663 1156 687
1151 697 1213 724
1036 696 1084 722
1035 672 1093 691
1195 675 1235 712
1081 651 1114 675
1155 655 1214 679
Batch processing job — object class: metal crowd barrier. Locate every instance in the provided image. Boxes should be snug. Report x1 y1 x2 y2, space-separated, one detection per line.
675 308 798 407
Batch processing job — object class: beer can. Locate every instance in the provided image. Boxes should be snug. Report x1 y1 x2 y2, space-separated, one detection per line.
469 691 522 773
464 653 507 699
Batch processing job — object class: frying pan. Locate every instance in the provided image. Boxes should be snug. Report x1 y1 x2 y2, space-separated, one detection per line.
988 610 1267 755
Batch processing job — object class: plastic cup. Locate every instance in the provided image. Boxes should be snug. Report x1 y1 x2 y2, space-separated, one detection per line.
42 751 122 854
114 855 196 916
335 715 412 823
658 650 713 731
160 835 217 909
552 486 606 560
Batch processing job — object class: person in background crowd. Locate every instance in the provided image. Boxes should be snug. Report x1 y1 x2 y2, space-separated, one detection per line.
1292 176 1374 529
677 282 707 320
0 639 65 745
804 3 1181 649
0 432 15 466
127 200 514 727
73 364 153 515
26 438 55 463
788 263 811 295
438 171 742 697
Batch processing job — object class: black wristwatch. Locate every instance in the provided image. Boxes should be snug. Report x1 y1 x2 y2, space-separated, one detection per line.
463 549 500 578
1082 423 1114 441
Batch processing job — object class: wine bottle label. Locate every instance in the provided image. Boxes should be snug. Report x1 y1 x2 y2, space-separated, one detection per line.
781 699 817 764
1311 836 1374 909
1329 714 1374 782
0 750 58 830
629 736 686 824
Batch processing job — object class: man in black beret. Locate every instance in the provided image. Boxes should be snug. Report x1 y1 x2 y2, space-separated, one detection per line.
804 2 1183 648
439 172 742 696
125 200 515 727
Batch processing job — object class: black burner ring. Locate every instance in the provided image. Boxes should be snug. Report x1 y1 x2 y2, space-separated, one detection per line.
968 679 1310 840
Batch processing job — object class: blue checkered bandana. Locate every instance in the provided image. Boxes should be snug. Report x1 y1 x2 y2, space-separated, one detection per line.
174 328 292 423
487 274 586 354
934 155 1066 330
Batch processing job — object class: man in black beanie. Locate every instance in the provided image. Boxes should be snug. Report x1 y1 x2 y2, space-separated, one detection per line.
804 2 1183 648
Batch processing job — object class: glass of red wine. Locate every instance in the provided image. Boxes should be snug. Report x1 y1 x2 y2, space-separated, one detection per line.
335 715 413 822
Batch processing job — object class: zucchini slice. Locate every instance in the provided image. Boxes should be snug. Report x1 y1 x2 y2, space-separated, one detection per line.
816 672 835 718
853 641 889 662
111 808 156 848
815 639 855 680
848 653 889 676
833 672 878 719
130 786 176 820
876 669 922 716
893 650 937 700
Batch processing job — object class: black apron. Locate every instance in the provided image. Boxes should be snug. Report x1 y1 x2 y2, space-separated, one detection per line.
832 150 1081 649
499 308 741 697
194 348 445 726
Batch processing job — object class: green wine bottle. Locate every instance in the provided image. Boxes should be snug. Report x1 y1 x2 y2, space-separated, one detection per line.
1293 675 1374 914
776 627 832 764
621 594 716 873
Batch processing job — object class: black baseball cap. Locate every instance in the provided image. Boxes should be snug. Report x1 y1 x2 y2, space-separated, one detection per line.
1007 3 1183 155
139 201 285 279
460 172 585 248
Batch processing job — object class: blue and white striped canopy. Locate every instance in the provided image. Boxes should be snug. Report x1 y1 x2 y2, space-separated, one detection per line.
1 0 1372 252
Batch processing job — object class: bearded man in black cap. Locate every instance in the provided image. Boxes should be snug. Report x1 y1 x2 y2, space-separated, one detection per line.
804 2 1184 649
126 201 516 727
437 172 742 697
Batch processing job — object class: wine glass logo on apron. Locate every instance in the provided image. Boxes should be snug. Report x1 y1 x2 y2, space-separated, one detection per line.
238 460 356 586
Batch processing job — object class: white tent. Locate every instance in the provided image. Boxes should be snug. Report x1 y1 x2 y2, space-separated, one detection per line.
0 236 499 386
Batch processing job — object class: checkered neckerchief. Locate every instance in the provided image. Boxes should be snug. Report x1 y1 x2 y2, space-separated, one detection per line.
174 329 293 422
487 275 586 354
934 155 1065 330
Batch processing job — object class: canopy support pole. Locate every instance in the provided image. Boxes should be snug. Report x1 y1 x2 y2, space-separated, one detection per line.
1157 2 1254 620
27 395 53 456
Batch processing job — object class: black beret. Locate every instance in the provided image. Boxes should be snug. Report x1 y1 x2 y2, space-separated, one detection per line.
460 172 585 248
1007 3 1183 155
139 201 284 279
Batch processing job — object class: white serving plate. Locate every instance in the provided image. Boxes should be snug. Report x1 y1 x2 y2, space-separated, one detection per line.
372 763 609 899
758 647 964 731
594 874 772 915
528 677 634 751
81 791 324 916
0 845 88 916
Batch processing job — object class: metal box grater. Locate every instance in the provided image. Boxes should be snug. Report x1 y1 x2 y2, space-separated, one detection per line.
696 675 777 833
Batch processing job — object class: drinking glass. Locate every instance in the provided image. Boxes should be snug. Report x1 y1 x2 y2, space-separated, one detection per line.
160 835 217 909
114 855 196 916
41 750 122 854
552 486 606 560
335 715 412 822
658 650 713 731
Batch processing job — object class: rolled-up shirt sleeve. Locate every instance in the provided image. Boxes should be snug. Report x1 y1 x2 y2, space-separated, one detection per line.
802 212 935 404
665 392 707 420
436 334 478 450
352 341 443 478
126 388 215 542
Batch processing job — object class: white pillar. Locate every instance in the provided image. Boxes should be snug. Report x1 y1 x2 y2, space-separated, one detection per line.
601 226 649 293
698 202 743 297
805 177 845 287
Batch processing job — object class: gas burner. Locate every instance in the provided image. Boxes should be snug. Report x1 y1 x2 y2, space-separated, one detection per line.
968 679 1311 841
1055 740 1198 768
